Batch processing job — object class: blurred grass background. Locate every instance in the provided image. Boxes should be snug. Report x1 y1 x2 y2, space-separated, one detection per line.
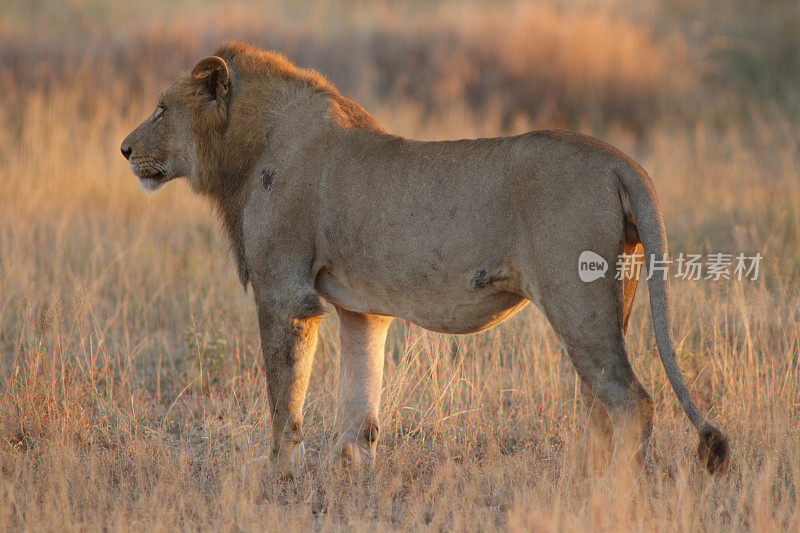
0 0 799 530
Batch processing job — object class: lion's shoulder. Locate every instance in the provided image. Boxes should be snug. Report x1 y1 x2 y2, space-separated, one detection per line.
330 96 385 132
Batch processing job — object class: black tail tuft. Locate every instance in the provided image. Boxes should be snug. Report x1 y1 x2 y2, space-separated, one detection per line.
698 425 730 475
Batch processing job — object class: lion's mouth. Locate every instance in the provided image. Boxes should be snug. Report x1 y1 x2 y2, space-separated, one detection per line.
144 170 166 181
129 159 170 182
130 160 173 191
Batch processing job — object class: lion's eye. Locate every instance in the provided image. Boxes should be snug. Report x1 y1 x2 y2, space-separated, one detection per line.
153 106 165 123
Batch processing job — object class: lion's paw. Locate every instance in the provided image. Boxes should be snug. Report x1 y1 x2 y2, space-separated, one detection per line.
331 440 375 471
241 441 306 483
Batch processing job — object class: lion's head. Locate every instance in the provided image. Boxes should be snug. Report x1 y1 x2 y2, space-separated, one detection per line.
121 56 230 192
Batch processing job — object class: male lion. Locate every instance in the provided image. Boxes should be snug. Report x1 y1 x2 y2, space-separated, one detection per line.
121 40 729 476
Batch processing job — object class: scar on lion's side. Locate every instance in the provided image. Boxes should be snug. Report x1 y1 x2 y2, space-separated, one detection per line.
261 168 275 190
468 268 510 290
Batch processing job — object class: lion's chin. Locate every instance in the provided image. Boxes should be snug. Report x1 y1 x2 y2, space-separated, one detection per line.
138 176 165 192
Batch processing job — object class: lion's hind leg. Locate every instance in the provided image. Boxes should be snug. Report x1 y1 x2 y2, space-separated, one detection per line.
579 380 614 473
577 242 643 473
532 264 653 473
621 241 644 335
569 336 654 473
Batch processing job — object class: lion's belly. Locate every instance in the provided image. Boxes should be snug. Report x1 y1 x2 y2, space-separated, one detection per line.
313 266 528 334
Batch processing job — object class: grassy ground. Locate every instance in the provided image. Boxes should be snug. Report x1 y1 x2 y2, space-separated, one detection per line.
1 0 799 530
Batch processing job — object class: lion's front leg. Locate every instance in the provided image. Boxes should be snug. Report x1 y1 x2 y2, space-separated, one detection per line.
255 293 320 479
333 307 392 468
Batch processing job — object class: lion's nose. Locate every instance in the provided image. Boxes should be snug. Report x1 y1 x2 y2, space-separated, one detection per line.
121 145 132 160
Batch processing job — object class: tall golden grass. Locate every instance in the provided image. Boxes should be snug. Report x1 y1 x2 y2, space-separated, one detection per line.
1 0 799 530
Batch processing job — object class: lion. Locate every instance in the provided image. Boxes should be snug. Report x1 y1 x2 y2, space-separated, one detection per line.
121 40 729 477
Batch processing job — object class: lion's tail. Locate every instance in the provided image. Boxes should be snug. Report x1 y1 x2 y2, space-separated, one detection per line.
615 164 730 475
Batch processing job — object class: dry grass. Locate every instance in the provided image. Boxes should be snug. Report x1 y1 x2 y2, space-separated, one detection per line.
1 0 799 530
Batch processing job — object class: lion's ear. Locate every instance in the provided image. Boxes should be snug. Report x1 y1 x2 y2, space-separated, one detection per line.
191 56 230 105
